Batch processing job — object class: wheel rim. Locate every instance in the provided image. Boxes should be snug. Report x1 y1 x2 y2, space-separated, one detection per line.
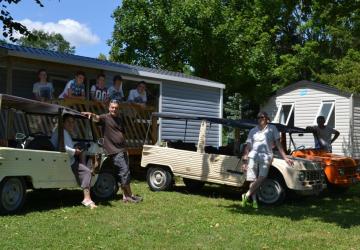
258 179 282 204
150 169 167 188
1 178 24 211
93 173 116 198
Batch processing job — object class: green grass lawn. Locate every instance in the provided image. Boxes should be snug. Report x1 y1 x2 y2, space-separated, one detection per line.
1 179 360 250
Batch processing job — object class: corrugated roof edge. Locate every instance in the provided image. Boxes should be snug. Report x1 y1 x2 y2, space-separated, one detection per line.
0 43 225 89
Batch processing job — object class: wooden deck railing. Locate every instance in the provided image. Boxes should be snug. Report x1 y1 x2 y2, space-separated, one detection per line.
53 99 156 155
1 99 156 156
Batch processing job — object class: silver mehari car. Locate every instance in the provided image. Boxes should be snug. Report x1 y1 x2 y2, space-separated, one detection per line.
141 113 326 205
0 94 118 214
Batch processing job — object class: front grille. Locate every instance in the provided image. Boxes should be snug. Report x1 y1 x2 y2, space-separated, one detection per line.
305 171 321 181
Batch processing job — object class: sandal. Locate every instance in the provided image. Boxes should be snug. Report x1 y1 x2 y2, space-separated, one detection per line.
81 200 97 209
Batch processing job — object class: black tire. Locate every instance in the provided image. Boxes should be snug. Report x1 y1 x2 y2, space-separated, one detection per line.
258 175 286 205
183 178 205 192
146 166 173 191
92 172 119 200
0 177 27 214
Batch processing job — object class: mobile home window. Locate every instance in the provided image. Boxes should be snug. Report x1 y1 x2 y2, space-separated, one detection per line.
315 101 335 128
276 103 294 126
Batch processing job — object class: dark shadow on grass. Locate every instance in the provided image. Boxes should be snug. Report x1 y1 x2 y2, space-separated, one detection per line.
15 189 123 215
171 184 243 201
220 188 360 229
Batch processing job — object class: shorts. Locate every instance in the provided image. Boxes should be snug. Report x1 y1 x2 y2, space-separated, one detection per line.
111 152 131 186
246 158 270 181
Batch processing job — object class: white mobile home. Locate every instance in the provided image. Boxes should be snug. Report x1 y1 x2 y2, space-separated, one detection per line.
262 80 360 158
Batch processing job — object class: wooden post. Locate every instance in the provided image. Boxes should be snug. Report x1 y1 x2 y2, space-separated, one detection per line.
151 115 158 144
6 57 13 95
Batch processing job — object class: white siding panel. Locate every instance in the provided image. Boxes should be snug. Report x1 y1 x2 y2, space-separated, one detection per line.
161 81 221 146
262 86 351 156
352 96 360 158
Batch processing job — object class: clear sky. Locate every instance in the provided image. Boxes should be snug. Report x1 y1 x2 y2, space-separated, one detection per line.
5 0 122 58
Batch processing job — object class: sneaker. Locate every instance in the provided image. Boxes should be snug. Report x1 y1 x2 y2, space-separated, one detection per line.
123 195 143 203
241 193 249 207
252 200 258 209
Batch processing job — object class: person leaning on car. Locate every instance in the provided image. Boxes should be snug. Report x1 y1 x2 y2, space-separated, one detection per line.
81 100 143 203
241 111 293 209
50 114 97 209
306 116 340 152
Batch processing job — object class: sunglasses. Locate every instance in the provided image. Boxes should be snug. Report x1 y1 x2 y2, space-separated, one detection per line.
257 116 266 119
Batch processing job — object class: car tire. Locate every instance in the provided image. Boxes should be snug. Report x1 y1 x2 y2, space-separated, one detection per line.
147 166 173 191
0 177 27 214
92 172 119 200
183 178 205 192
258 175 286 205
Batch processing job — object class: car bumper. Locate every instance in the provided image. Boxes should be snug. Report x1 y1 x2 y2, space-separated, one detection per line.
293 183 327 196
329 176 358 187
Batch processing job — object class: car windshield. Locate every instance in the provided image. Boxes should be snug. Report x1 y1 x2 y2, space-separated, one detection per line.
290 132 316 150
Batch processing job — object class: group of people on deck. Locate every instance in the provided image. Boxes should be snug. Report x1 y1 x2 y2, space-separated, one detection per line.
32 69 148 106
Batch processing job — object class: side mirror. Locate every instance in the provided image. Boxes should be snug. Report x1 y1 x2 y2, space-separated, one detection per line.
97 138 104 147
15 133 26 141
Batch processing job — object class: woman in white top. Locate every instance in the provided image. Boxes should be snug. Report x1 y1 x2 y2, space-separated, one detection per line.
32 69 54 101
50 114 97 209
241 111 293 208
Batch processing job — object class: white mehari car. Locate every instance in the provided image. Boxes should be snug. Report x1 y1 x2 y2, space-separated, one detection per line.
0 94 118 214
141 113 326 205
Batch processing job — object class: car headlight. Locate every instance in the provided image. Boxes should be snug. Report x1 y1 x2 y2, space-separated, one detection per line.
298 171 306 181
338 168 345 176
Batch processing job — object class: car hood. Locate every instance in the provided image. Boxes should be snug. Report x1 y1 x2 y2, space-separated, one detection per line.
292 149 358 168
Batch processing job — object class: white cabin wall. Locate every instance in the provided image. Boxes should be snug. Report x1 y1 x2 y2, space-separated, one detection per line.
352 95 360 158
262 84 351 156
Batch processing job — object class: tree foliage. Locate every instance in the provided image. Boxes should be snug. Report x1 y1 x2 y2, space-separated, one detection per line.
97 53 107 61
109 0 360 106
16 30 75 54
0 0 44 42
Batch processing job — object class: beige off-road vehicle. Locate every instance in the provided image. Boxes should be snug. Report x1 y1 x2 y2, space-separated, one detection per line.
0 94 118 214
141 113 326 205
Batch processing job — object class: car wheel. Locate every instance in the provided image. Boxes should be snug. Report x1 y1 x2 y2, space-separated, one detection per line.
0 177 26 214
147 166 173 191
258 176 286 205
183 178 205 192
92 172 119 200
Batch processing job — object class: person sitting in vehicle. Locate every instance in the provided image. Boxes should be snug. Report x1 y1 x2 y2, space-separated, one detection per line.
91 73 108 103
107 75 125 102
306 116 340 152
50 114 97 209
33 69 54 101
58 71 86 100
127 81 147 106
